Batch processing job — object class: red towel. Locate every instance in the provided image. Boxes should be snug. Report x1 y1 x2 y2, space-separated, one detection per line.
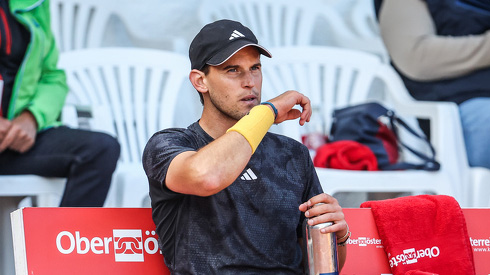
313 140 378 170
360 195 475 275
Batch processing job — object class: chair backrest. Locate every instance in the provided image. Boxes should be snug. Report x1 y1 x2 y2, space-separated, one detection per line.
199 0 325 48
58 48 190 165
348 0 380 38
49 0 116 51
339 0 389 62
198 0 388 60
261 46 384 141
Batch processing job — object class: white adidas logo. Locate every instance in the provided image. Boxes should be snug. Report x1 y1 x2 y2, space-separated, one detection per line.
229 30 245 40
240 168 257 181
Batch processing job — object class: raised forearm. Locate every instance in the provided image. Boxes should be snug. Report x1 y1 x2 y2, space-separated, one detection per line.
165 130 253 196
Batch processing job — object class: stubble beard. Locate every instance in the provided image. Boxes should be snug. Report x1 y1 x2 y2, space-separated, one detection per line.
209 93 260 122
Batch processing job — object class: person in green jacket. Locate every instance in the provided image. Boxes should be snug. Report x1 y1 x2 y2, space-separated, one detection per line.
0 0 120 206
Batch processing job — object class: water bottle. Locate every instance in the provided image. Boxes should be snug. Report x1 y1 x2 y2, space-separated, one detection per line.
304 210 339 275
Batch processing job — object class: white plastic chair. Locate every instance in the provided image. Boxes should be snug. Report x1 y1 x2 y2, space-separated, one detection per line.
261 46 471 207
50 0 116 52
198 0 328 48
339 0 389 62
470 168 490 207
0 0 117 208
0 176 65 274
58 48 191 207
198 0 388 61
0 176 65 205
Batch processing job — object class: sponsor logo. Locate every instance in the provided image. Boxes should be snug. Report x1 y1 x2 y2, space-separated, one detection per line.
114 230 144 262
470 237 490 253
470 237 490 247
56 229 160 262
240 168 257 181
388 246 440 268
229 30 245 40
346 237 383 248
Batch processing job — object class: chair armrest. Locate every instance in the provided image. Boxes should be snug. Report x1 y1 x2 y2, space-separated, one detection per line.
61 104 78 128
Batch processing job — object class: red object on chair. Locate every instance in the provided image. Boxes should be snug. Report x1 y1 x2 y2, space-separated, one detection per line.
313 140 378 170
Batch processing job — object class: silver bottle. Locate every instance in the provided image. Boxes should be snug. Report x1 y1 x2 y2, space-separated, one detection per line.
304 220 339 275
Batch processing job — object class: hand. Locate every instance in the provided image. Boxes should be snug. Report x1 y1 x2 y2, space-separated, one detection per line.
0 117 12 143
0 111 38 153
299 193 348 237
266 90 312 126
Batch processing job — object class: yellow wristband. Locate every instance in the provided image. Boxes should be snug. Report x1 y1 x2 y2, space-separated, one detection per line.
226 105 275 153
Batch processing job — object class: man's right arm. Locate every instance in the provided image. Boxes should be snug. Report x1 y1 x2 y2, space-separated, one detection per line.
165 90 311 197
165 130 253 196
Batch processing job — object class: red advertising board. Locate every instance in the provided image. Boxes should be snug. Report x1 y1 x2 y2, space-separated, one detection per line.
11 208 170 275
10 207 490 274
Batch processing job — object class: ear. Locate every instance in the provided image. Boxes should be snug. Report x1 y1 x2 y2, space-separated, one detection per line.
189 69 208 94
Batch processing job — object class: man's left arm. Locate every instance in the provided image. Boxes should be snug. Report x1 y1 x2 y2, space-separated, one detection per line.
299 193 348 270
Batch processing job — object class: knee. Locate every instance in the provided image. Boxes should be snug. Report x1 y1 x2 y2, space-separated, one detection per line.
89 133 121 168
102 134 121 163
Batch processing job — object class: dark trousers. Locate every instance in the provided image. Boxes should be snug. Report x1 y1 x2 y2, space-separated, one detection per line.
0 126 120 207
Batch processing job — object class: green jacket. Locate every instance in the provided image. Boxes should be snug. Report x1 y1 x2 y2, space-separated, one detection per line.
8 0 67 130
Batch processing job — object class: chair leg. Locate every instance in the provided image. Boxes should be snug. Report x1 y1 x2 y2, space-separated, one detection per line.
0 197 25 275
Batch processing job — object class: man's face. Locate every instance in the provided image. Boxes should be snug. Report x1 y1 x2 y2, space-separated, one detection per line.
204 46 263 121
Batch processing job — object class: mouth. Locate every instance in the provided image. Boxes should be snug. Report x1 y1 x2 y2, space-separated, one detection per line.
241 95 258 103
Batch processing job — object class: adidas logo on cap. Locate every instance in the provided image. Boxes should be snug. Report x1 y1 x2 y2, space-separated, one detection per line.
229 30 245 40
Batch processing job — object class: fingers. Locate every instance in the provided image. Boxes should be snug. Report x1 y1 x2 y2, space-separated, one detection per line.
0 118 37 153
285 109 301 121
0 128 14 152
9 128 35 152
313 219 348 235
0 118 12 144
296 93 312 126
299 193 337 210
299 193 348 234
267 90 312 125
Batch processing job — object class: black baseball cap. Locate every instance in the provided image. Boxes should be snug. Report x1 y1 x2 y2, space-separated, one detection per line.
189 19 272 70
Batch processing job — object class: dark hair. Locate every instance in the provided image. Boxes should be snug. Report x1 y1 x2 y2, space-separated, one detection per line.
197 65 210 105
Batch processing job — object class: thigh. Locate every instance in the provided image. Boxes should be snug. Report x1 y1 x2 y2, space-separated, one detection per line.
0 126 112 176
459 97 490 168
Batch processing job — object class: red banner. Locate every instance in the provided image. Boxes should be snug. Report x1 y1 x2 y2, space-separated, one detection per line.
11 207 490 275
12 208 170 275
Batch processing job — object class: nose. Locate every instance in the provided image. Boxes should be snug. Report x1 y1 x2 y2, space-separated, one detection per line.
242 71 257 89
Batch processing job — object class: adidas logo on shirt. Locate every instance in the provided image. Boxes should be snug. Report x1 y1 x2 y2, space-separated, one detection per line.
240 168 257 181
229 30 245 40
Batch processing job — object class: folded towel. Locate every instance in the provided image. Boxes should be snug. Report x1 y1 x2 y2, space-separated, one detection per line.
360 195 475 275
313 140 378 170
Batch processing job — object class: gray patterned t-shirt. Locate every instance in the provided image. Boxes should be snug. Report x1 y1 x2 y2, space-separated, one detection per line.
143 121 323 274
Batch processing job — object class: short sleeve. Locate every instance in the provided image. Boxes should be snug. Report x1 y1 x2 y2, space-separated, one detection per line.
142 128 195 189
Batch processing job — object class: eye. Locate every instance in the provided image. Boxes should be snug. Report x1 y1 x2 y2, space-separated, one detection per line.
251 65 261 71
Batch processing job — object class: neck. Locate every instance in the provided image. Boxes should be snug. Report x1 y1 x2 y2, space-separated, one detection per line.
198 106 238 139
